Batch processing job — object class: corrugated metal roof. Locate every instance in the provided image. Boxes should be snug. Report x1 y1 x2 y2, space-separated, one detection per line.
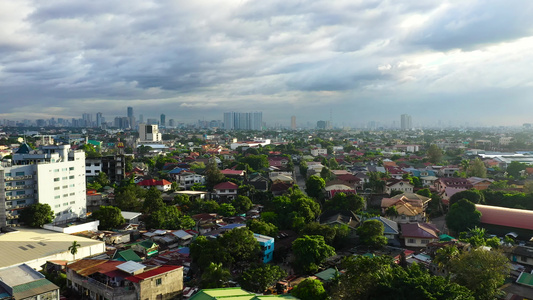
12 279 58 299
125 265 181 283
476 204 533 231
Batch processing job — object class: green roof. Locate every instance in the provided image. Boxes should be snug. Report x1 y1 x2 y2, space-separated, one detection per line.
114 249 142 262
12 279 58 299
189 288 254 300
189 288 299 300
314 268 338 281
517 272 533 287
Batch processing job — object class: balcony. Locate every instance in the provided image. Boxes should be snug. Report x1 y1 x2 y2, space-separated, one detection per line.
4 175 33 181
5 194 33 201
5 184 34 191
69 273 137 299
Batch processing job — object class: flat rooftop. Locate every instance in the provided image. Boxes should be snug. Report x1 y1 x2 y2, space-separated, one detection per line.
0 227 104 269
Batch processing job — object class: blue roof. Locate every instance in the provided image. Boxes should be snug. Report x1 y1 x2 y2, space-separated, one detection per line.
219 224 246 230
16 143 33 154
177 247 190 255
367 217 399 235
169 168 189 174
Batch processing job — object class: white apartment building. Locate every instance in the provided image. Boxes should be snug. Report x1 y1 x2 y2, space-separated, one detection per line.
138 123 162 143
0 144 86 227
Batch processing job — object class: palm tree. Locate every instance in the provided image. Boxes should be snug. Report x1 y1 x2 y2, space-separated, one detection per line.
433 245 459 276
68 241 81 260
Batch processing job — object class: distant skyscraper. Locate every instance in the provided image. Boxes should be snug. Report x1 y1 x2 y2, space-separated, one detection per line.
160 114 166 127
139 114 144 124
317 120 327 129
401 114 412 130
291 116 296 130
223 112 262 130
96 112 103 128
168 119 175 127
127 107 134 129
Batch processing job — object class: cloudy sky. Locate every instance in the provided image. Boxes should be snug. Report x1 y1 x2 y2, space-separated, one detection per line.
1 0 533 127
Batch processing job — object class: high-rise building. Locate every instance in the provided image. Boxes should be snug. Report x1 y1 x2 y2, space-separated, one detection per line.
401 114 412 130
139 114 144 124
138 124 162 142
96 112 103 128
223 112 262 130
168 119 175 127
127 107 134 129
291 116 296 130
0 144 87 227
160 114 166 127
317 120 327 129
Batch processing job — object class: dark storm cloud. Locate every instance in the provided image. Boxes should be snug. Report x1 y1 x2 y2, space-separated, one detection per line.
1 0 533 126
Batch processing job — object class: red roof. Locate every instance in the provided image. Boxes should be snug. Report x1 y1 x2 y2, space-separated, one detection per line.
401 223 440 239
220 169 245 175
125 265 182 283
476 204 533 231
213 182 239 190
137 179 172 186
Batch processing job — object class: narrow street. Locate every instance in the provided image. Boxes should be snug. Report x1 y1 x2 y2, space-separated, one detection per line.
293 165 307 195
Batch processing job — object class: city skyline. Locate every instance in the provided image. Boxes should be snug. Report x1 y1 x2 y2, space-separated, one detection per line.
1 1 533 126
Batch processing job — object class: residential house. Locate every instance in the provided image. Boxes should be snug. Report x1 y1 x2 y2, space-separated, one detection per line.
0 264 59 300
271 181 293 196
189 287 298 299
113 249 142 262
385 179 414 195
434 177 473 194
420 176 438 187
254 233 275 263
384 193 431 210
318 210 361 230
310 148 328 156
247 173 270 191
437 167 460 177
466 177 493 190
401 223 440 247
385 166 407 179
267 156 290 169
131 240 159 258
67 260 183 300
121 211 142 224
219 169 246 179
324 183 356 199
213 182 239 200
174 172 206 189
509 246 533 267
366 216 399 241
137 179 173 192
382 199 425 224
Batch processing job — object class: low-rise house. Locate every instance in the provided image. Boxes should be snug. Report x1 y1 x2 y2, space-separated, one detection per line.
466 177 493 190
174 172 206 189
67 260 183 300
382 199 425 224
434 177 473 194
113 249 143 262
271 181 293 196
318 210 360 230
220 169 246 179
213 181 239 200
137 179 173 191
366 216 399 241
0 264 59 300
438 167 460 177
324 183 356 199
247 173 270 191
385 179 414 195
254 233 275 263
311 148 328 156
401 223 440 247
131 240 159 258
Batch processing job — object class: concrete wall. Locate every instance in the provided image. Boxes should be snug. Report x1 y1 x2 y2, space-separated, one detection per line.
138 267 183 300
404 237 438 248
43 220 99 234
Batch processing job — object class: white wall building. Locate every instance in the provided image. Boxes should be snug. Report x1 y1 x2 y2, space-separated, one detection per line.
0 144 87 227
138 123 162 143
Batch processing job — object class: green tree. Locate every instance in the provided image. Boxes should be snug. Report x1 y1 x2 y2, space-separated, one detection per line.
240 154 269 171
301 222 337 246
449 189 485 206
467 157 487 178
216 203 236 217
92 206 125 230
450 249 510 300
305 175 325 199
94 171 110 187
356 219 388 248
19 203 54 227
190 236 226 271
320 166 332 181
239 264 287 293
205 159 225 190
232 195 253 213
292 235 335 273
427 144 443 164
146 206 195 230
433 245 459 273
114 186 142 211
218 228 261 269
142 187 164 214
201 262 231 289
291 278 328 300
246 219 278 237
385 206 399 217
416 188 432 198
506 161 527 178
68 241 81 260
446 199 482 234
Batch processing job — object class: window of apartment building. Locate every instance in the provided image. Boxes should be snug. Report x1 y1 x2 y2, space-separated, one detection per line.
6 192 12 196
54 178 60 182
15 172 24 176
54 186 60 190
63 194 68 198
421 239 430 244
63 202 68 206
63 185 68 189
15 181 25 186
522 256 528 262
95 163 100 166
16 200 25 205
70 201 75 204
69 184 75 187
54 195 60 199
54 169 59 172
155 278 162 286
62 177 67 180
16 191 25 195
70 193 75 196
69 167 74 171
408 238 415 244
69 175 74 179
5 182 11 186
86 170 91 173
62 168 67 172
5 173 11 176
55 204 60 208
